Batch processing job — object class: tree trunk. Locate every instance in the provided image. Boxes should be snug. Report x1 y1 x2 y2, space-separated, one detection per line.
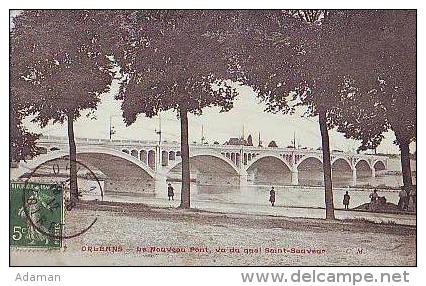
179 104 191 208
318 108 335 220
397 134 413 190
67 113 79 206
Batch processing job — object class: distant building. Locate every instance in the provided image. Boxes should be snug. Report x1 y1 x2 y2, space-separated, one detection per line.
224 137 247 146
246 135 253 146
268 140 278 148
224 134 255 146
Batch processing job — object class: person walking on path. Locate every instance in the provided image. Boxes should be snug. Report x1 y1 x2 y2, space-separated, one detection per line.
398 187 408 211
269 187 276 207
343 191 350 210
167 183 175 201
410 187 416 211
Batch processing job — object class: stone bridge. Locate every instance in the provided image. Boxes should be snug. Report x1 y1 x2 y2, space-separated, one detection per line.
17 135 388 196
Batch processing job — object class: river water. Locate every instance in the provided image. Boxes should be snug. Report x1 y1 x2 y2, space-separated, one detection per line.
165 182 400 210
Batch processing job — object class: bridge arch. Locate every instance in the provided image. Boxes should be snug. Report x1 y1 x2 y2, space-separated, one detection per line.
169 151 176 161
296 155 323 169
331 156 352 168
245 153 291 171
140 150 147 163
147 150 156 169
355 159 372 185
17 146 156 180
130 149 138 158
17 146 156 198
163 149 239 175
245 154 292 185
163 150 241 186
297 156 324 186
373 159 386 171
331 157 353 187
355 159 372 170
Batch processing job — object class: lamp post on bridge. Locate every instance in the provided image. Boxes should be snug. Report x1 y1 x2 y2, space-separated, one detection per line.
109 115 121 140
154 113 162 170
238 125 249 186
291 150 299 185
153 113 167 195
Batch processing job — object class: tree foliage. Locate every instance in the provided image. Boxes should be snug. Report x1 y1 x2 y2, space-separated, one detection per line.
332 10 416 150
10 96 40 162
10 49 40 162
330 10 416 189
114 10 240 122
11 10 116 204
232 10 306 114
11 10 115 126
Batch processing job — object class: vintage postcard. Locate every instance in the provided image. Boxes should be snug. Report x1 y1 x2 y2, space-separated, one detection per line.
10 9 416 266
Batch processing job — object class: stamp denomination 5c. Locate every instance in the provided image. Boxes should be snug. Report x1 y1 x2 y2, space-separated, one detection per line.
10 182 64 249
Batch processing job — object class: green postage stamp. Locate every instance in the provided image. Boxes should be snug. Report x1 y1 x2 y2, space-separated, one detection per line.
10 182 64 249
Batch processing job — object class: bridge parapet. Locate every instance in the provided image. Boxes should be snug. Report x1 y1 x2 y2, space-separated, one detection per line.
36 135 388 183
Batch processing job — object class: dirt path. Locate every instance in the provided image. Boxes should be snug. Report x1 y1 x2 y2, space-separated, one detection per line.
10 201 416 266
82 201 416 235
